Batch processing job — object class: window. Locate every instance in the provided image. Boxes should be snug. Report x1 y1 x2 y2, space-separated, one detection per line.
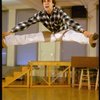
15 9 39 65
2 11 8 65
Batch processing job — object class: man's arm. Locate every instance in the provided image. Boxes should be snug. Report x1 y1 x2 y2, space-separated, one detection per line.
59 9 85 33
10 12 41 33
2 31 53 48
61 11 95 37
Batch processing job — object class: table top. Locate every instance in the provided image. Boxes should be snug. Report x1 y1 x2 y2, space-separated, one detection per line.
28 61 71 66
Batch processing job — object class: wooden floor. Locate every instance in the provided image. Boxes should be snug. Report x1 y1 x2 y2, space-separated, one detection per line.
2 87 98 100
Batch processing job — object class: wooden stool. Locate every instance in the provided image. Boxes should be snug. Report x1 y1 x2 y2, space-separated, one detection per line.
95 69 99 90
79 68 91 90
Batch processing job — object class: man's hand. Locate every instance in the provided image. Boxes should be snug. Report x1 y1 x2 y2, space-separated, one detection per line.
83 31 92 37
2 32 11 48
2 39 7 48
2 32 11 39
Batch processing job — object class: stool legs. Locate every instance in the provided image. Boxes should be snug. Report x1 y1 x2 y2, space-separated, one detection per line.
79 69 91 90
87 69 91 90
79 69 83 89
95 69 99 90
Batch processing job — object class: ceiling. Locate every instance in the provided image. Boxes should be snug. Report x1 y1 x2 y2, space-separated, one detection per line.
2 0 98 10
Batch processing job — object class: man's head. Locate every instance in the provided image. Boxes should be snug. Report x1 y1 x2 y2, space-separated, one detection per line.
42 0 56 14
42 0 56 6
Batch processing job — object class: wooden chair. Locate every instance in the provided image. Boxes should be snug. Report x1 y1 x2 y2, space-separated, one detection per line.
71 56 99 90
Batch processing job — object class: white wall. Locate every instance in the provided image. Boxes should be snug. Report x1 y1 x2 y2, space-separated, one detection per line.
7 9 16 66
87 1 98 56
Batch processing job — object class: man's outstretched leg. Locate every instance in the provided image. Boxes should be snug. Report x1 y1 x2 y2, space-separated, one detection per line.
2 31 52 48
61 30 99 47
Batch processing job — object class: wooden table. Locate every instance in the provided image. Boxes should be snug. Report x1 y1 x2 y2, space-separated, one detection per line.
71 56 99 88
28 61 71 87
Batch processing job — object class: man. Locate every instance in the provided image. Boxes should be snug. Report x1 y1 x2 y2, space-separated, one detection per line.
2 0 99 48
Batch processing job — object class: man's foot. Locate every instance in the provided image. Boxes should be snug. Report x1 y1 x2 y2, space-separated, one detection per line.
89 33 99 48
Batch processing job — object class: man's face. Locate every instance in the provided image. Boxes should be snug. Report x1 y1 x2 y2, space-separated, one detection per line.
42 0 54 12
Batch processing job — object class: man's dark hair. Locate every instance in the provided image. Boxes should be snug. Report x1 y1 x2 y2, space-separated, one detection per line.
41 0 56 6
